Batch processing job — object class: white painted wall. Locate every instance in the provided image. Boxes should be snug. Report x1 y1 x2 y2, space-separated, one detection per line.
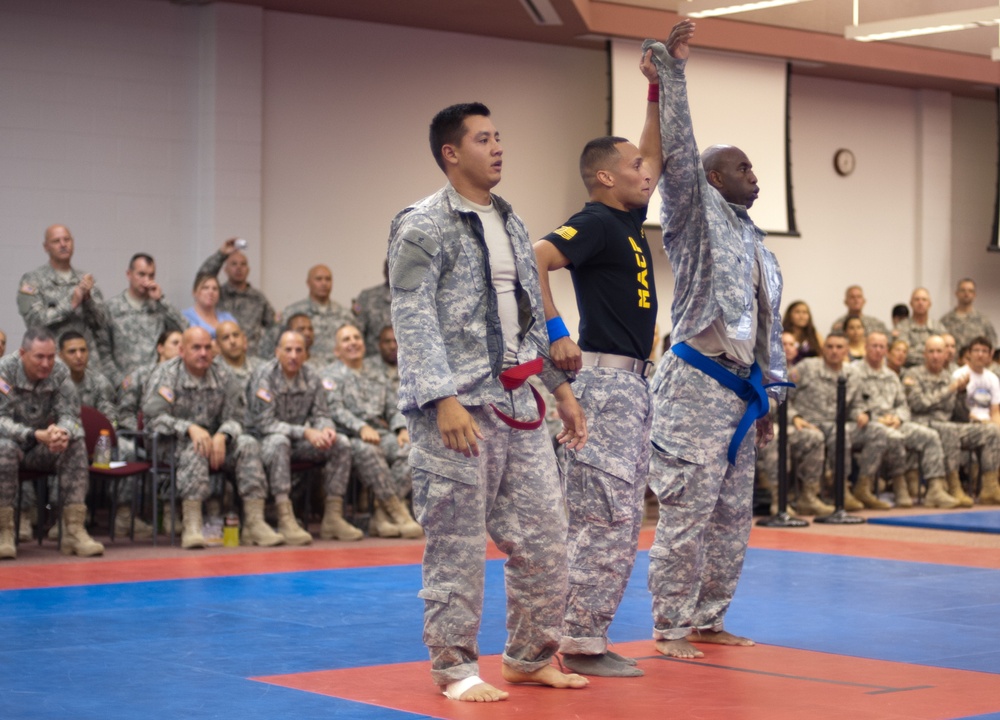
0 0 997 359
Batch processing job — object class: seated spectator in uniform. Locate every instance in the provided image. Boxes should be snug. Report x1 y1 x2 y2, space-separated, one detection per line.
844 316 867 363
247 330 357 543
782 300 822 365
182 274 235 340
198 238 277 357
0 327 104 559
891 304 909 338
895 288 941 368
940 278 998 352
941 333 959 372
282 265 353 362
104 253 186 386
903 336 1000 507
375 325 399 390
322 323 421 539
285 313 322 368
352 260 392 359
886 340 908 376
830 285 889 336
214 321 262 387
59 331 151 538
119 330 183 437
142 327 284 549
18 224 110 368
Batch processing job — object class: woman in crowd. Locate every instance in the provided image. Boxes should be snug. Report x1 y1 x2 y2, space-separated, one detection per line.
182 274 235 339
782 300 822 365
845 316 867 362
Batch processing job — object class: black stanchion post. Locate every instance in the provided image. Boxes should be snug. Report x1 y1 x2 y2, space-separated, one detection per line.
815 375 865 525
757 401 808 527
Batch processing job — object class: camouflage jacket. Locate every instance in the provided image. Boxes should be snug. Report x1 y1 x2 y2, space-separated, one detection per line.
352 282 392 358
788 357 859 425
281 297 354 363
321 359 405 436
142 356 244 439
104 290 186 383
854 361 910 422
245 358 333 439
902 365 958 423
0 354 83 446
72 366 118 424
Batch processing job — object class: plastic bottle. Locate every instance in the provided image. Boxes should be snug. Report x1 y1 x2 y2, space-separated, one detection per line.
93 429 112 468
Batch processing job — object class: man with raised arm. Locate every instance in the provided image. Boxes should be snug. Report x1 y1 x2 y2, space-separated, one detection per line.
643 20 788 659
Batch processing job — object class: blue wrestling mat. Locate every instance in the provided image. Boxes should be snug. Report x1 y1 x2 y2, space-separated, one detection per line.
868 510 1000 534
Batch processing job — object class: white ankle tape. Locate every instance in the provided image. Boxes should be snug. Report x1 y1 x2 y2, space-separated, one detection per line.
442 675 484 700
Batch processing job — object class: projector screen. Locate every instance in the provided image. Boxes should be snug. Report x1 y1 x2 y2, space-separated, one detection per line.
611 39 797 236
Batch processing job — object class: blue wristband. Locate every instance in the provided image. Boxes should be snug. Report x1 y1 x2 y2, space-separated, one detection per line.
546 316 570 342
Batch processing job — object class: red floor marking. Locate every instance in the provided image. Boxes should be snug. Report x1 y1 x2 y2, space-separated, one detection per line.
255 640 1000 720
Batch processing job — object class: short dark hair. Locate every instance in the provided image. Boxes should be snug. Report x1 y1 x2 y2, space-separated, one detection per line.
284 313 311 331
156 329 180 347
58 330 86 350
429 102 491 172
968 335 993 353
892 304 909 321
129 252 155 270
579 136 628 188
21 327 55 350
826 331 847 341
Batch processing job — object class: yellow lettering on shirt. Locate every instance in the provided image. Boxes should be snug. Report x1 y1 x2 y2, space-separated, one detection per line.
638 289 651 309
637 268 648 289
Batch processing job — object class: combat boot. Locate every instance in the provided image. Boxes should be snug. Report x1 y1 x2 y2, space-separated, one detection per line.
0 506 16 560
181 499 207 549
978 470 1000 505
320 496 363 541
383 495 423 539
370 499 401 538
842 484 864 512
852 476 891 510
905 469 921 503
114 505 154 540
891 475 913 509
18 504 36 542
946 471 974 508
923 478 959 509
275 499 312 546
61 504 104 557
793 482 835 516
240 498 284 547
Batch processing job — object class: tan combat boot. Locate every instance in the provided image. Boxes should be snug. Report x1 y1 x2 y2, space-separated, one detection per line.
61 503 104 557
852 476 891 510
18 504 36 542
383 495 423 539
923 477 959 509
240 498 284 547
114 505 154 540
905 469 921 500
0 506 16 560
794 482 835 516
891 475 913 508
181 499 207 549
978 470 1000 505
275 499 312 546
842 484 864 512
320 496 363 541
946 471 974 508
370 499 401 538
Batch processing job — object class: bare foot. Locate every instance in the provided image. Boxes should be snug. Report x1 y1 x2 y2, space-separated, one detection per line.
654 637 703 658
502 662 590 689
441 677 509 702
690 629 755 647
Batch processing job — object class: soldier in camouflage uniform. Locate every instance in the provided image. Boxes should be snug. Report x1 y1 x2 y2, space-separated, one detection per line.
829 285 890 337
104 253 187 386
214 321 264 389
0 328 104 559
895 288 942 368
939 279 998 353
790 334 905 510
282 265 353 363
142 327 283 549
389 102 589 702
247 331 354 544
197 238 277 357
531 51 664 678
375 325 399 390
642 24 789 660
352 261 393 359
755 333 831 516
18 225 109 369
903 335 1000 506
323 323 419 539
855 331 948 507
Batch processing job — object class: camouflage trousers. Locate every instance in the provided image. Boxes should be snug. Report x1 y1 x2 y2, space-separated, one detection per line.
881 422 945 479
647 353 755 640
160 435 268 502
378 431 412 498
920 420 1000 473
815 420 903 479
407 400 568 687
755 424 825 490
259 433 352 496
0 437 89 507
344 437 399 501
558 366 651 655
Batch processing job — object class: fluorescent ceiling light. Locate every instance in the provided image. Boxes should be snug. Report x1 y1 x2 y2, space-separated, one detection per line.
845 6 1000 42
680 0 815 20
519 0 562 26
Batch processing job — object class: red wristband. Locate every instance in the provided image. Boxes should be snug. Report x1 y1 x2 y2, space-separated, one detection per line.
648 83 659 102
